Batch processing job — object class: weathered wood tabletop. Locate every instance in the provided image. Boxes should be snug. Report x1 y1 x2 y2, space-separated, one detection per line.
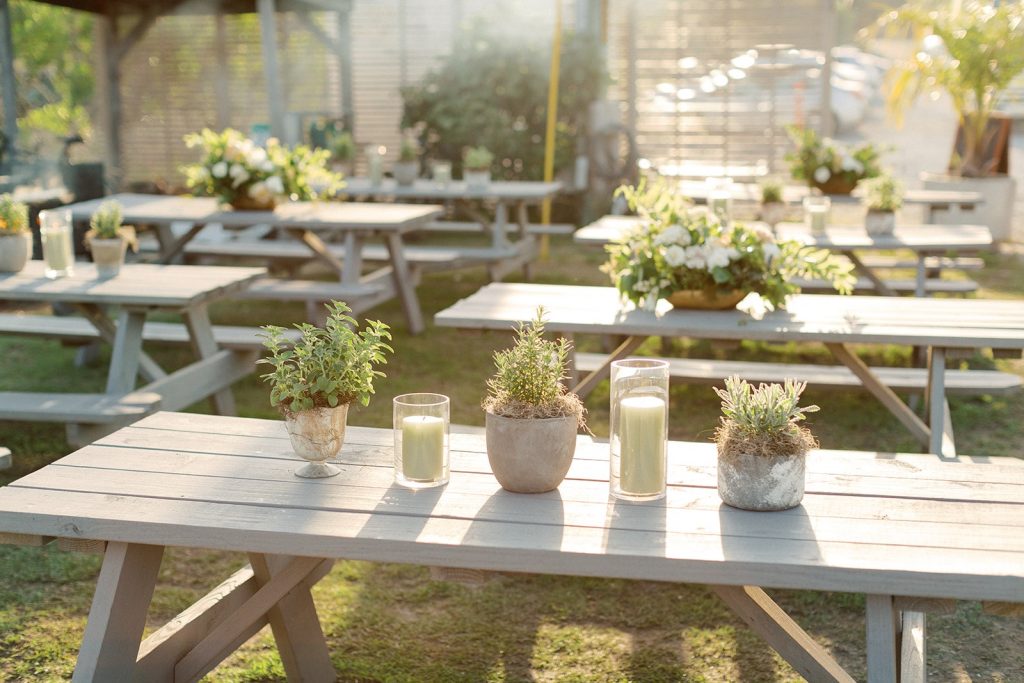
0 411 1019 682
676 180 984 210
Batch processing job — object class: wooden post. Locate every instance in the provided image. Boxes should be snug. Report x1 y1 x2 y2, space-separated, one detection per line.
214 13 230 129
820 0 835 136
0 0 18 168
257 0 286 140
336 2 355 134
97 9 123 190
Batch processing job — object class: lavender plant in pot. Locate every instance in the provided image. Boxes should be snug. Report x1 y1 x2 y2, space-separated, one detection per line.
85 200 138 278
259 301 392 478
0 195 31 273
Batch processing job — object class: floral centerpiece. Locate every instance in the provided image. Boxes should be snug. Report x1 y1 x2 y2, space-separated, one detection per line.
182 128 341 210
603 180 854 315
785 126 883 194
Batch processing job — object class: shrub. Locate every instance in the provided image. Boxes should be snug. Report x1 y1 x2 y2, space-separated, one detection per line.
714 376 818 458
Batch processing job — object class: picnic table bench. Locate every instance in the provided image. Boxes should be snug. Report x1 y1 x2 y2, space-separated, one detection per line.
0 411 1019 682
435 284 1024 456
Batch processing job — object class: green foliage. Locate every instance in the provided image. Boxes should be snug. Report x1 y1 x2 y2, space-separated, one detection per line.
759 178 784 204
258 301 393 412
715 376 819 438
463 146 494 171
401 19 606 180
87 200 123 238
861 173 905 211
785 126 883 189
603 179 855 311
328 130 355 162
0 195 29 235
868 1 1024 176
398 135 419 163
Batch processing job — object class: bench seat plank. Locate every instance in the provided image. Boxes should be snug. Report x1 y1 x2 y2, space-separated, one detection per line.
0 391 161 422
794 277 978 294
184 239 520 267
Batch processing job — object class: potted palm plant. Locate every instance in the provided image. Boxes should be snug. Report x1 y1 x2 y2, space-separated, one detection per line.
259 301 393 478
861 173 905 236
85 200 138 278
0 194 31 273
870 1 1024 239
483 308 586 493
463 146 494 190
758 178 787 227
393 135 420 186
714 376 819 511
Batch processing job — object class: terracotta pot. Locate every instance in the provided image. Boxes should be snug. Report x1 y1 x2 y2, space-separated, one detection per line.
284 404 349 478
89 237 127 278
811 176 857 195
485 411 578 493
464 169 492 191
717 448 806 511
666 289 746 310
0 232 31 273
864 209 896 236
229 195 277 211
393 161 419 186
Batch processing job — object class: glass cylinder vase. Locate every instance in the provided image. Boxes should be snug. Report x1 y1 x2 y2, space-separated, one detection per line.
367 145 386 187
38 209 75 279
394 393 450 489
610 359 669 501
706 177 733 224
802 195 831 236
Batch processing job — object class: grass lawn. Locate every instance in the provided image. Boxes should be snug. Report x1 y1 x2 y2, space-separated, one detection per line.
0 233 1022 682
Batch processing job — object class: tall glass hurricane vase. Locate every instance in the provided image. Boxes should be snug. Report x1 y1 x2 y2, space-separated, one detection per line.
38 209 75 279
394 393 450 489
610 359 669 501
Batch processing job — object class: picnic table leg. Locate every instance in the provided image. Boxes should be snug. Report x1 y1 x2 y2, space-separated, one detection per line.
924 346 955 457
105 310 148 395
183 304 237 416
383 233 426 334
865 594 899 683
72 542 164 682
516 200 534 279
157 223 207 264
845 251 897 297
75 303 167 383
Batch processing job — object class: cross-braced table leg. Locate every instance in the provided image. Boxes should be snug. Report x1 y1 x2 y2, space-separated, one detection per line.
183 303 237 416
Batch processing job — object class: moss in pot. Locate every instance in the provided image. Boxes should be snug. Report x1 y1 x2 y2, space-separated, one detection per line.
259 301 393 478
483 308 586 493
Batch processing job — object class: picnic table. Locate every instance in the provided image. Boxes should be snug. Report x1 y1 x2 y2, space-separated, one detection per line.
0 411 1019 682
435 284 1024 456
0 261 264 444
63 193 442 333
576 216 992 296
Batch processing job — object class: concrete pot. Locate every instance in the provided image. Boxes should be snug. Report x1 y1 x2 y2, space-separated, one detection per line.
0 232 31 273
284 404 349 478
89 237 127 278
864 209 895 236
717 448 805 511
760 202 787 227
464 169 491 191
393 161 419 186
921 172 1017 241
485 411 578 493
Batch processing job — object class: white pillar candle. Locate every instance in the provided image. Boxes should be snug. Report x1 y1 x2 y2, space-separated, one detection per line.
401 415 444 481
618 395 666 495
41 227 74 275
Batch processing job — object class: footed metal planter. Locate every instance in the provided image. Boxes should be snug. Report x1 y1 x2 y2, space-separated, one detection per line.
284 404 350 478
717 449 806 511
485 412 577 493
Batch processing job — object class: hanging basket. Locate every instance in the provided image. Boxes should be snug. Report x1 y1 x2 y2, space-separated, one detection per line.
666 289 746 310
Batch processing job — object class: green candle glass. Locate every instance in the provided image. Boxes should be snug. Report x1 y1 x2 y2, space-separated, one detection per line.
610 359 669 501
38 209 75 279
394 393 449 489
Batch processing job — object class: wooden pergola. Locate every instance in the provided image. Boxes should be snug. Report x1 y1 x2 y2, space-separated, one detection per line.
0 0 356 186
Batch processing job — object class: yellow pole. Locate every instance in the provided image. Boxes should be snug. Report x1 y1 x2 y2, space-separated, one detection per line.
540 2 562 259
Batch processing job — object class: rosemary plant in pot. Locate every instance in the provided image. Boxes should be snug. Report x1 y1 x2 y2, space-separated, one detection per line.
483 309 585 493
0 195 31 273
861 173 905 236
714 376 818 511
463 146 494 190
259 301 392 478
393 135 419 186
85 200 138 278
758 178 786 227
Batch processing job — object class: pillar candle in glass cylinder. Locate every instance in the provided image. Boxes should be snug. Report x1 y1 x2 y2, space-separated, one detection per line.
706 177 733 224
368 145 386 187
38 209 74 279
432 160 452 187
394 393 449 489
802 196 830 235
610 359 669 501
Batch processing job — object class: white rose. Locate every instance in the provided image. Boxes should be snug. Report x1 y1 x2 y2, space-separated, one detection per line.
851 159 864 175
663 244 687 267
248 181 271 203
212 161 228 178
261 160 276 173
736 292 771 320
813 166 831 184
249 147 268 165
265 175 285 195
654 224 687 246
841 154 858 172
230 163 250 188
683 245 706 270
753 225 775 243
705 246 733 270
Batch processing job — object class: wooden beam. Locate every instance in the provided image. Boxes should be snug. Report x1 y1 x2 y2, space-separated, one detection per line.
0 0 19 167
257 0 286 140
97 10 122 189
865 594 899 683
336 2 354 133
214 13 230 128
900 611 927 683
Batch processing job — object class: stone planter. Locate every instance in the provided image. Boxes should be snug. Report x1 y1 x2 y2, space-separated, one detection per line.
485 411 578 493
393 161 419 186
864 209 896 236
464 169 492 191
89 237 128 278
284 404 350 478
921 172 1017 241
0 232 31 273
717 449 806 511
760 202 787 227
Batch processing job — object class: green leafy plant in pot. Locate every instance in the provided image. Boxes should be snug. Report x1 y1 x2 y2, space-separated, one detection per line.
393 134 420 187
860 173 905 236
483 308 585 493
758 178 787 226
714 376 818 511
0 194 31 273
85 200 138 278
463 146 494 190
259 301 392 478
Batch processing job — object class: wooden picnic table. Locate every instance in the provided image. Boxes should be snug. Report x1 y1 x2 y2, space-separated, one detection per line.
435 284 1024 456
0 411 1019 682
0 261 264 444
63 193 443 334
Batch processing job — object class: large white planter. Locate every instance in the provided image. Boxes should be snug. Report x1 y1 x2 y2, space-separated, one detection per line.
717 449 806 511
865 209 896 236
0 232 31 273
485 411 578 493
393 161 419 186
284 404 349 478
89 237 127 278
921 172 1017 241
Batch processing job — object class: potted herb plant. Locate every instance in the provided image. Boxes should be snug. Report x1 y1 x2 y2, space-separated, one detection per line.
785 126 883 194
870 1 1024 239
861 173 905 236
714 376 819 511
393 135 419 186
85 200 138 278
483 308 586 493
0 194 31 273
259 301 393 478
758 178 787 227
463 146 494 190
329 130 355 176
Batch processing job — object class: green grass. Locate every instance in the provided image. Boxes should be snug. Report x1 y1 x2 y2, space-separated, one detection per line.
0 234 1022 681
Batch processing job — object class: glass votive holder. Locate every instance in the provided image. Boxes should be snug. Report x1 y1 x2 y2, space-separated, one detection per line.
367 144 386 186
803 195 831 235
394 393 449 489
38 209 75 279
431 160 452 187
706 176 733 224
610 359 669 501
